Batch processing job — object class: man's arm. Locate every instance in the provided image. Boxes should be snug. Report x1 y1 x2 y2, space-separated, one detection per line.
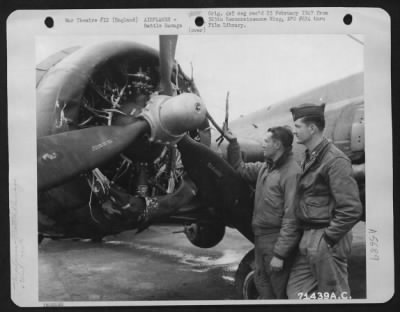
273 169 302 260
227 139 264 184
323 157 363 246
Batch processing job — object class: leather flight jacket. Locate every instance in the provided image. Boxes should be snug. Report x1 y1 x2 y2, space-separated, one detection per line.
227 139 301 259
297 138 363 245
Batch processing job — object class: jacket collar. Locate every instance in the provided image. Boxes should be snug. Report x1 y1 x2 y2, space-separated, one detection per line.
302 137 330 175
267 150 293 170
305 137 329 160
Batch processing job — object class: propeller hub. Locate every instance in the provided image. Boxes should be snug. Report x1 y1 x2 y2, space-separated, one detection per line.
139 93 207 145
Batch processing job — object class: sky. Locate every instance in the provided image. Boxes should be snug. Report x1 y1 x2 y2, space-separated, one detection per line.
36 34 363 123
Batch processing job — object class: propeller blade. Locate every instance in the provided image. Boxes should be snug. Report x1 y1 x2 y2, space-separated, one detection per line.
206 111 234 143
177 135 254 242
158 35 178 96
37 120 149 191
224 91 230 130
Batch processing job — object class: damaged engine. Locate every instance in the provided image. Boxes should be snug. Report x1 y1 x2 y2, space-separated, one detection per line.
79 67 187 202
37 41 225 248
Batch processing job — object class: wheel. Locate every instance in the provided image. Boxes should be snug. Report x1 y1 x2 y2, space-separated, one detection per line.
90 235 104 243
235 248 259 299
184 222 225 248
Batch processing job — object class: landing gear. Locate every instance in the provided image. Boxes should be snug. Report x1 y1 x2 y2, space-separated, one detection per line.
235 249 259 299
90 235 104 243
184 222 225 248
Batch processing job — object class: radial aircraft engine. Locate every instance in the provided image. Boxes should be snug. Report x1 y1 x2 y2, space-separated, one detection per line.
36 36 219 242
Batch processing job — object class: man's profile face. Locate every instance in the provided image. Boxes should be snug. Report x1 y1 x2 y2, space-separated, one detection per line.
293 118 312 145
262 131 278 159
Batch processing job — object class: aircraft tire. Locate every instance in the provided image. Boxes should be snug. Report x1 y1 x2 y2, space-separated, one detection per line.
235 249 259 299
90 236 104 243
184 222 225 248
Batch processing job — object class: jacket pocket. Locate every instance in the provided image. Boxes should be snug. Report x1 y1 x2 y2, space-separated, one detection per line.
301 196 331 222
305 195 329 207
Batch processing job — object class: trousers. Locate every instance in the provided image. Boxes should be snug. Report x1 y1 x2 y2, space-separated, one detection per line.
287 228 352 299
254 233 293 299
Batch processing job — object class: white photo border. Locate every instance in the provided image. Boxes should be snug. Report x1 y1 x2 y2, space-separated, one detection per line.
7 7 392 306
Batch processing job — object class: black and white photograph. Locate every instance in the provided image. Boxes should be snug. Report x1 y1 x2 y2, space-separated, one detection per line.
7 8 392 306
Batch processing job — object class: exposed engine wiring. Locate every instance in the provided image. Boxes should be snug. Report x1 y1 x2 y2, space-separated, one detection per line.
78 66 197 223
77 115 94 127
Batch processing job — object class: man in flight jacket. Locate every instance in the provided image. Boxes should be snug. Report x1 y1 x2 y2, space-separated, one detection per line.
226 126 301 299
287 103 362 299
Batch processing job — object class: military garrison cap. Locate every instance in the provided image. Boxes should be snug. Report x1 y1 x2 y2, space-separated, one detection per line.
290 103 325 121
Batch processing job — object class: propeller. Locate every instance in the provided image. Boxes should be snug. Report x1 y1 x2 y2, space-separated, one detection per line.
215 91 231 145
158 35 178 96
37 120 150 191
37 35 199 192
206 91 234 144
38 91 207 192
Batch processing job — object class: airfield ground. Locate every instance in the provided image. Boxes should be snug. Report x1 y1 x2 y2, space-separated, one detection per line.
39 222 365 302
